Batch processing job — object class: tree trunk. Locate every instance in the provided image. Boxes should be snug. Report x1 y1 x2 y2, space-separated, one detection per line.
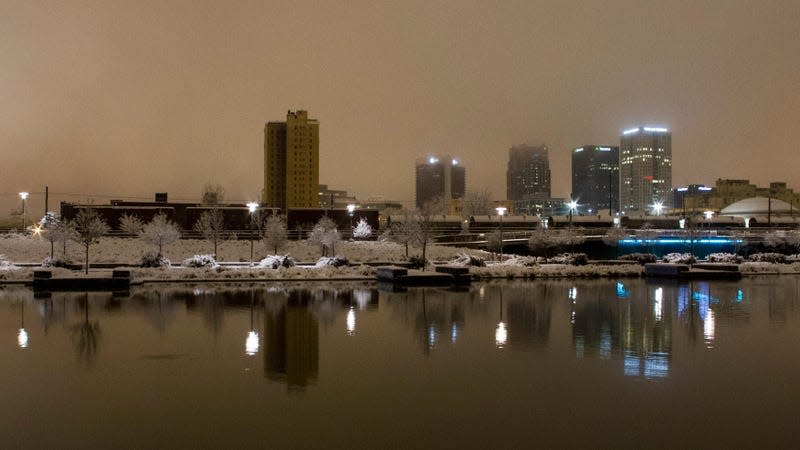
421 240 427 271
84 243 90 274
50 241 54 259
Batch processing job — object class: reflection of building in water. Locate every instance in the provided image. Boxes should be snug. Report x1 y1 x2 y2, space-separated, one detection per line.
572 282 672 378
413 289 467 353
263 291 319 390
505 285 552 350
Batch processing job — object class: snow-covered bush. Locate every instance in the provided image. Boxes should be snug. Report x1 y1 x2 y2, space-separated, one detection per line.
550 253 589 266
1 255 17 271
662 253 696 264
748 253 787 264
352 217 373 240
183 254 218 268
408 255 426 269
315 256 349 267
619 253 658 265
500 255 541 267
787 254 800 262
140 252 170 268
42 256 73 268
258 254 296 269
449 252 486 267
706 253 743 264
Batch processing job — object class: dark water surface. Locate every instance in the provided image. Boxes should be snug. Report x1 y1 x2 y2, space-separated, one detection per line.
2 277 800 449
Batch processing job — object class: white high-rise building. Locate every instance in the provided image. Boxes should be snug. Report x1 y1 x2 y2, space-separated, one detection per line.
619 127 672 214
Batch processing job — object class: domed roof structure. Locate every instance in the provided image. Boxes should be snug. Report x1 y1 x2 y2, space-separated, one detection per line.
720 197 793 216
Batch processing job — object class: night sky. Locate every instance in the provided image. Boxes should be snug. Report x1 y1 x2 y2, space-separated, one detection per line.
2 0 799 217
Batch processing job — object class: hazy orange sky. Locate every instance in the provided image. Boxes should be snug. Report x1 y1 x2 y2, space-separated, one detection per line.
2 0 799 217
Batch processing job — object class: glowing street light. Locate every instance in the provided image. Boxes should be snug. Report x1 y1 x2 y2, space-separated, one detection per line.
247 202 259 265
652 201 664 216
347 203 356 237
496 206 506 259
567 199 578 225
19 192 29 230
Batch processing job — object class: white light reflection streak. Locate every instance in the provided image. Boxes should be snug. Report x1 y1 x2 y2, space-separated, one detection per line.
654 287 663 322
346 307 356 336
495 322 507 348
245 331 259 355
704 309 715 348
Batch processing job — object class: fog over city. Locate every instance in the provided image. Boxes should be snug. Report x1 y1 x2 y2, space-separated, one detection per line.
2 0 799 216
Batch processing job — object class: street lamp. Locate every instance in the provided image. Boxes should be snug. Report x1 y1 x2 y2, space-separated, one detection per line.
247 202 259 265
347 204 356 238
495 206 507 259
567 199 578 225
652 201 664 216
19 192 29 230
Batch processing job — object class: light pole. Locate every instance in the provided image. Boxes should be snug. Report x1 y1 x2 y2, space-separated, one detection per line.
567 199 578 226
652 201 664 216
347 204 356 238
19 192 29 230
495 206 507 259
247 202 259 265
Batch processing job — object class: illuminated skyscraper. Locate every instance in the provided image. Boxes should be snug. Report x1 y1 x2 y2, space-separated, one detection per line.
571 145 619 214
506 144 551 214
263 110 319 211
415 155 465 209
619 127 672 213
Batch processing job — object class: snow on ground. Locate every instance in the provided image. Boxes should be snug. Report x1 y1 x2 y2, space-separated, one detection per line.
2 233 799 282
0 233 488 265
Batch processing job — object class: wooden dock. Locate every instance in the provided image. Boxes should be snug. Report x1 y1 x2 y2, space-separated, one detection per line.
644 263 741 280
32 270 132 291
376 265 469 287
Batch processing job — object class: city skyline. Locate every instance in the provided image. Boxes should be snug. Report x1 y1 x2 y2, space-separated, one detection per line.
2 1 799 217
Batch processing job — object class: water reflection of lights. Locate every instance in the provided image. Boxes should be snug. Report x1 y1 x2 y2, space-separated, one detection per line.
450 323 458 343
495 322 507 348
353 289 371 310
346 307 356 336
654 288 663 322
245 331 259 355
428 325 437 348
704 309 715 348
616 282 630 298
624 350 669 379
18 328 29 348
568 287 577 300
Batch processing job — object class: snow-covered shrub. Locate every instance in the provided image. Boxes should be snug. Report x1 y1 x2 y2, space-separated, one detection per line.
140 252 170 268
619 253 658 265
500 255 541 267
353 217 373 240
787 254 800 262
550 253 588 266
706 253 743 264
1 255 17 271
748 253 787 264
183 254 217 268
662 253 696 264
315 256 349 267
258 254 296 269
450 252 486 267
408 255 426 269
42 256 73 268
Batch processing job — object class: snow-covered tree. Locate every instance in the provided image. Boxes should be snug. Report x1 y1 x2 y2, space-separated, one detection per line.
308 216 340 257
409 199 443 271
194 210 224 257
485 230 503 258
71 208 110 274
461 189 493 218
194 183 226 257
139 213 180 256
39 212 61 258
385 211 421 258
119 213 144 236
602 226 627 258
353 217 373 240
261 214 289 254
528 227 556 262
